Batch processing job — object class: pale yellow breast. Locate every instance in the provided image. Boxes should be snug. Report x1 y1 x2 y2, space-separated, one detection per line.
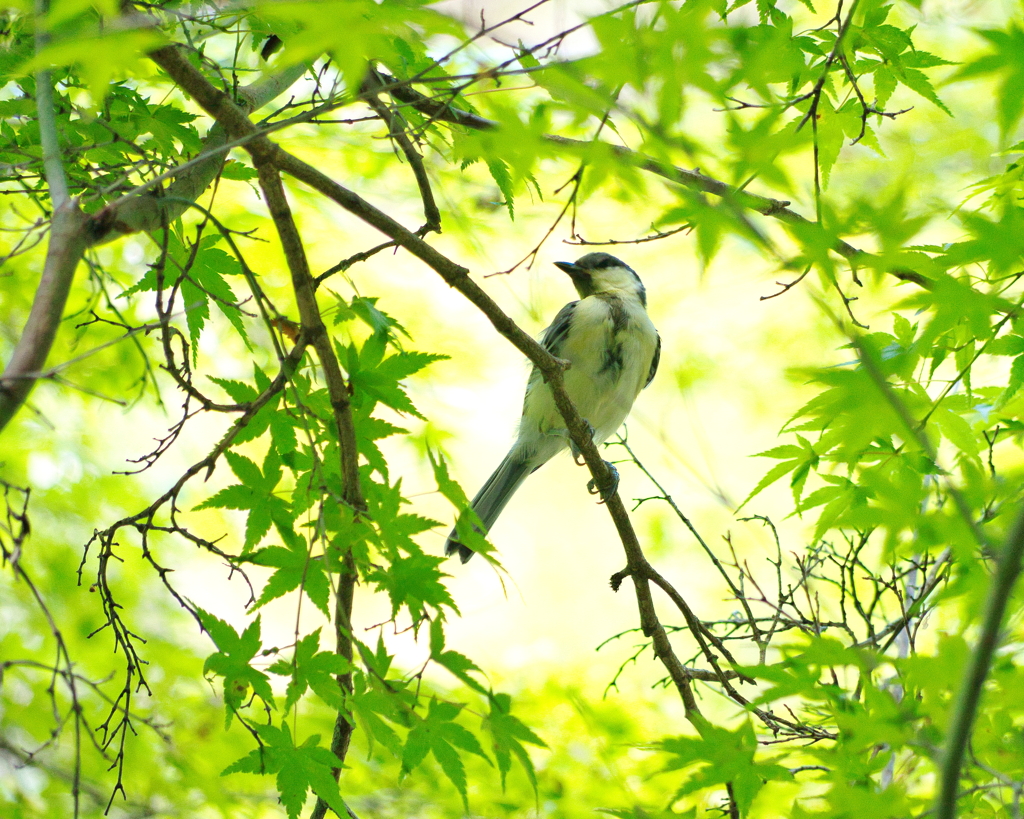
531 294 657 443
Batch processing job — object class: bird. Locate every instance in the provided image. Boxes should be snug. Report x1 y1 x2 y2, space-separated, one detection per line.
445 252 661 563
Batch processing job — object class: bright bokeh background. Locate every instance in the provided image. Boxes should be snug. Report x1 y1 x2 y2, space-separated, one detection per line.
7 0 1010 697
2 0 1021 813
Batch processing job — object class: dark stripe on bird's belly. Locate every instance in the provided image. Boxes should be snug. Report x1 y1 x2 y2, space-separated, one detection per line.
597 294 629 379
601 341 625 378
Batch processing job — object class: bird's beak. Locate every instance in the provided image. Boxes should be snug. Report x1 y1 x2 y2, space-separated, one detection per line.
554 261 590 284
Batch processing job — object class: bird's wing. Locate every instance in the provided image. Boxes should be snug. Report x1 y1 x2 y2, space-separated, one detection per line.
645 333 661 389
540 300 579 357
522 300 578 413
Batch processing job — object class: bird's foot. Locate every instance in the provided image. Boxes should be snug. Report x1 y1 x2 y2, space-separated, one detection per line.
588 461 619 503
570 420 597 465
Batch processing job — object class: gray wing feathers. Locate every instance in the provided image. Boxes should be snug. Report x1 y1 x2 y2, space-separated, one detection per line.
645 334 661 388
523 300 577 416
444 448 534 563
540 301 578 356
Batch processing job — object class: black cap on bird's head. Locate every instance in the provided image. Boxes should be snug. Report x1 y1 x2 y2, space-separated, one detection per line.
553 253 646 304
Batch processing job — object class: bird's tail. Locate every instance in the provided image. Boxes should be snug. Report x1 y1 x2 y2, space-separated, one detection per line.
445 448 534 563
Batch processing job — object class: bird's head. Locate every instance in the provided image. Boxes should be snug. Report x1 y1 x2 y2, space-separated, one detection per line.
554 253 647 305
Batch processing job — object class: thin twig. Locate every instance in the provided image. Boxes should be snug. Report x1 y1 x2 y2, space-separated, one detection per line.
379 73 930 289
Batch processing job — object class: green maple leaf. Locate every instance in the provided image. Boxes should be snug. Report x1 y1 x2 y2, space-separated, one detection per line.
428 449 496 562
195 608 275 726
953 24 1024 134
352 405 406 478
368 477 440 555
401 698 491 807
266 628 353 712
247 528 330 616
368 551 454 620
342 332 448 419
222 723 347 819
195 447 291 551
484 692 546 790
129 234 251 364
208 365 287 445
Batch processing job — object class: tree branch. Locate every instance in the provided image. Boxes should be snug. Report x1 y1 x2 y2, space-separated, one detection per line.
270 102 706 724
363 71 441 235
381 77 929 289
250 163 364 515
0 1 89 434
936 502 1024 819
34 10 69 208
251 115 364 819
143 45 366 814
92 61 310 243
0 46 311 435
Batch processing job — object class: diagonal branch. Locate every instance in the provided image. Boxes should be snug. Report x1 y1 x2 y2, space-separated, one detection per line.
380 76 929 289
143 45 366 815
0 14 89 432
146 40 708 751
362 70 441 235
92 61 311 243
283 155 705 718
0 46 310 436
936 503 1024 819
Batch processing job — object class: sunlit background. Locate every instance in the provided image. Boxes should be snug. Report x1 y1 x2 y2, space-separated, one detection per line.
3 0 1020 812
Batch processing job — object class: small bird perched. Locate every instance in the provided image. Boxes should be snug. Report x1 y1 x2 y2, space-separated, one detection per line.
445 252 661 562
